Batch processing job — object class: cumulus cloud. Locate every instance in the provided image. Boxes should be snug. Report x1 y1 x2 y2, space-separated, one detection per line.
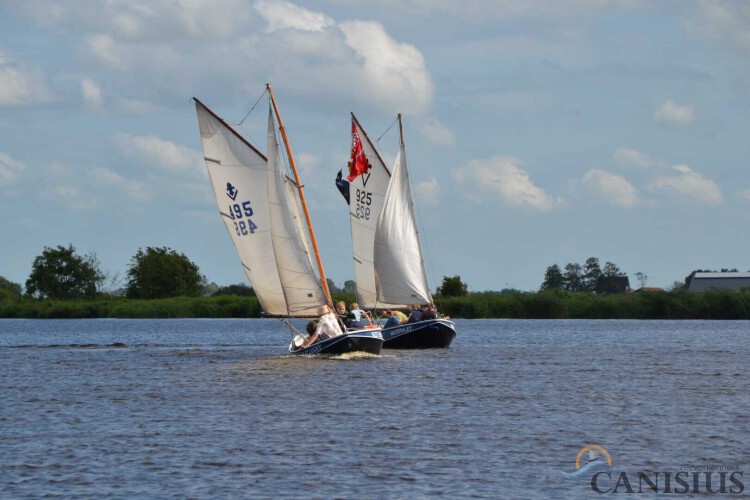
453 156 562 211
649 164 723 205
653 100 695 125
415 177 440 205
0 49 53 106
114 133 204 177
339 20 434 114
0 152 26 187
580 169 639 208
419 118 455 146
81 78 103 111
694 1 750 54
255 0 334 32
613 147 654 168
90 167 150 203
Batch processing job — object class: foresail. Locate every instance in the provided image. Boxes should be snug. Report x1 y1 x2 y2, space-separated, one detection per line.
345 115 402 308
194 99 288 315
374 144 433 305
266 106 327 315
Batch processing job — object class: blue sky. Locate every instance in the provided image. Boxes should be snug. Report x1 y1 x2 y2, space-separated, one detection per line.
1 0 749 292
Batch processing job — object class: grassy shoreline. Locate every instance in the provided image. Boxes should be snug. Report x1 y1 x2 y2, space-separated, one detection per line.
1 290 749 320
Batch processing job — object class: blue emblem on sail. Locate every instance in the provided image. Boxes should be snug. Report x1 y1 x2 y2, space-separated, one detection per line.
226 182 238 200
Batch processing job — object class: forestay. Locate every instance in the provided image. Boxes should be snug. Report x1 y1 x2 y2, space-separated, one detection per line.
374 140 432 306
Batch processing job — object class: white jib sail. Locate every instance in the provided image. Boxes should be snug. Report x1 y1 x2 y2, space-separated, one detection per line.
266 105 327 315
374 143 432 306
347 116 401 309
195 100 288 315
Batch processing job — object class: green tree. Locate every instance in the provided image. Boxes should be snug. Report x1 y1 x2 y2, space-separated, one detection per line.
563 263 583 292
126 247 206 299
540 264 564 291
343 280 357 294
213 283 255 296
25 245 104 299
582 257 602 292
602 261 626 278
436 275 468 297
0 276 23 301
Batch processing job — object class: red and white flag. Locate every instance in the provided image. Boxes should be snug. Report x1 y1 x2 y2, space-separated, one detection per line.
347 122 370 181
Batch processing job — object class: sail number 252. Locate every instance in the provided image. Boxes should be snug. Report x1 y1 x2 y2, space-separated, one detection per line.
355 189 372 220
228 201 258 236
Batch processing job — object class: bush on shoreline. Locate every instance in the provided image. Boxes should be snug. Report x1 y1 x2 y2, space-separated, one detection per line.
2 290 749 320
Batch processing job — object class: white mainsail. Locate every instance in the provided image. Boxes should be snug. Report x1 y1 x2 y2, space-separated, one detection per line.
265 106 327 314
345 115 401 308
373 131 432 306
195 98 325 317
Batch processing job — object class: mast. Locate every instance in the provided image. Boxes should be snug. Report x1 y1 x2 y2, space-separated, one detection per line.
398 113 404 148
266 83 332 306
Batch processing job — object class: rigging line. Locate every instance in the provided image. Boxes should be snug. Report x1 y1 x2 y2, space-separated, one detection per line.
231 88 268 126
375 116 399 143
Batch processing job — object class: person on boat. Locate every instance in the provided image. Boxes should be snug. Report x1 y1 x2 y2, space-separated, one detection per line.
335 301 347 319
295 306 343 350
349 302 373 325
391 309 408 324
382 309 401 329
421 303 438 321
406 304 423 324
344 311 366 330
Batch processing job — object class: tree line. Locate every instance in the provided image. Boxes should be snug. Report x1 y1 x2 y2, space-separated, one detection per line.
540 257 629 293
3 244 208 301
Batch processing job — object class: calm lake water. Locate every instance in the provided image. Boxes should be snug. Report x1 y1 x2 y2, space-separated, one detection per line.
0 319 748 498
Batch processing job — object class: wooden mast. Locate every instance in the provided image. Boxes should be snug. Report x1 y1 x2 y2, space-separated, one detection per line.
266 83 333 306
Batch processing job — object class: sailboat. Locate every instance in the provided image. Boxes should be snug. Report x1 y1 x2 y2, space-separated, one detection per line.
194 85 383 355
338 115 456 349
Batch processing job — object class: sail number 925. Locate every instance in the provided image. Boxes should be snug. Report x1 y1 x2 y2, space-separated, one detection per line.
355 189 372 220
228 201 258 236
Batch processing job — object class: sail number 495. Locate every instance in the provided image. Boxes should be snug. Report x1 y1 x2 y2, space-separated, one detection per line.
355 189 372 220
229 201 258 236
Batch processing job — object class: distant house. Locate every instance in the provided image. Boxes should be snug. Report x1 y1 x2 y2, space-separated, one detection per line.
687 272 750 292
633 287 664 293
595 276 631 294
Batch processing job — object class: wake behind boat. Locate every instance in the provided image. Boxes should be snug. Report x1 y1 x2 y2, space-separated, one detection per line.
194 85 382 356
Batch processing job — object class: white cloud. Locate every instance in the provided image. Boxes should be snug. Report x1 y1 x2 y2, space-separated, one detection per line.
0 152 26 187
114 133 204 177
613 147 653 168
695 1 750 54
419 118 455 146
453 156 562 211
90 167 150 203
81 78 103 111
339 20 434 114
255 0 334 32
117 97 156 114
85 34 130 70
649 164 723 205
653 99 695 125
0 49 53 106
580 169 639 207
415 177 440 205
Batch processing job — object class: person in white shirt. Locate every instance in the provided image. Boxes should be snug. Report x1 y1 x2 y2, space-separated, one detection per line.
296 306 343 350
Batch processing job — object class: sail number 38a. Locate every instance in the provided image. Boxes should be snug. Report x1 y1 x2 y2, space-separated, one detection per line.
355 189 372 220
228 201 258 236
